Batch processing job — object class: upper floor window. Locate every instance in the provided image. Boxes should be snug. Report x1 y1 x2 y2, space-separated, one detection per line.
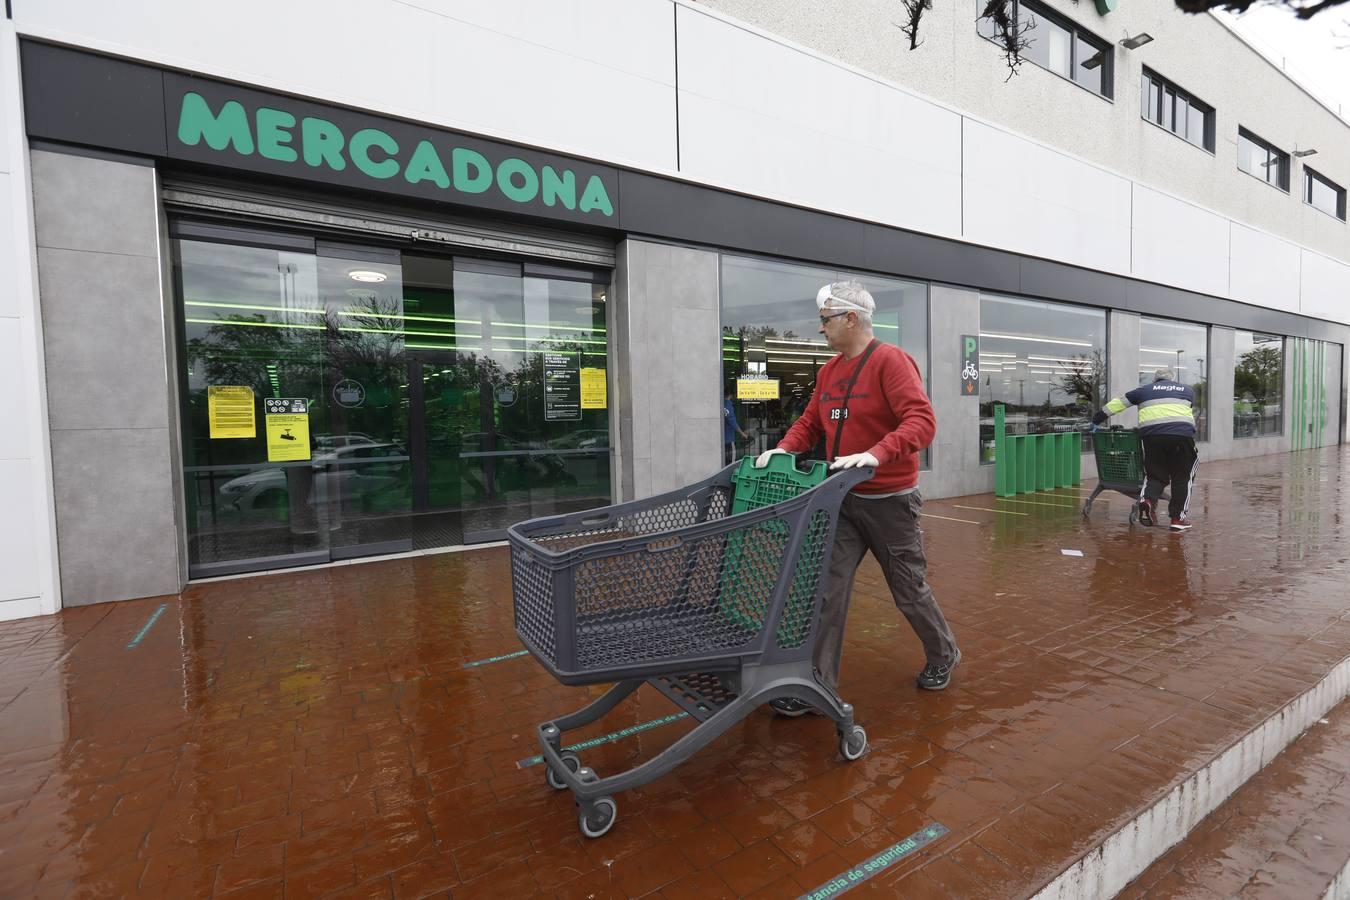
1237 128 1290 192
1141 69 1214 152
1304 167 1347 221
979 0 1113 99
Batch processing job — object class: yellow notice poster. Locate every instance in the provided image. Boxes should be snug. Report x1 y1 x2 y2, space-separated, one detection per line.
207 386 256 438
264 398 311 462
580 367 607 410
737 378 780 401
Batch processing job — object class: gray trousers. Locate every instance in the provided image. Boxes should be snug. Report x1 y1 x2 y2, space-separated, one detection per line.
814 491 958 692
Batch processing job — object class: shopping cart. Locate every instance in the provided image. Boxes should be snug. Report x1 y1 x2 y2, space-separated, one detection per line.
1081 426 1151 523
508 453 872 838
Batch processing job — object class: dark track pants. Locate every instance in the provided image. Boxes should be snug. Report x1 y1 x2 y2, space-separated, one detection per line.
815 491 958 693
1140 434 1199 520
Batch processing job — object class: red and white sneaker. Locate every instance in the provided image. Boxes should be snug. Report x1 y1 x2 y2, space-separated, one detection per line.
1137 498 1156 527
1169 517 1193 531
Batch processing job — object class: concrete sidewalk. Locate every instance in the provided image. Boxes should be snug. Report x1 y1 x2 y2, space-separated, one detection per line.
0 446 1347 898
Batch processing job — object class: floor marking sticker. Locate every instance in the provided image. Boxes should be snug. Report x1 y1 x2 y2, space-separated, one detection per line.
1061 549 1085 557
461 649 530 668
516 712 690 768
953 504 1029 516
125 603 169 650
798 822 948 898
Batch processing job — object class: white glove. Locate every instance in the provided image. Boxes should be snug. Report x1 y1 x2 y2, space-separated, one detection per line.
754 448 789 468
830 451 879 470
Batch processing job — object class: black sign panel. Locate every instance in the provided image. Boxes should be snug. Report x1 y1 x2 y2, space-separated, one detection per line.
543 354 581 421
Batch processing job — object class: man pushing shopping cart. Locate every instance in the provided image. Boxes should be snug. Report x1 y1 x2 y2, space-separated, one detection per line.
1089 367 1199 531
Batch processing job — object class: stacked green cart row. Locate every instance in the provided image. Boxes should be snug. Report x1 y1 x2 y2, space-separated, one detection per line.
993 404 1083 497
721 454 830 647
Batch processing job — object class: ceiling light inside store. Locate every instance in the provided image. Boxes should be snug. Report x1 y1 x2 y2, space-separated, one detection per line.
348 269 388 283
575 306 598 315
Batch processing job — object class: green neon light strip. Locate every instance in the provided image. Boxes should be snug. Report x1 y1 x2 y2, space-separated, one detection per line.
406 343 483 351
491 321 601 333
515 713 690 768
185 317 325 331
186 300 326 315
491 335 606 346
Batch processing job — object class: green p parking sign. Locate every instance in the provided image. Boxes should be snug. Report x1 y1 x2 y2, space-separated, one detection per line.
961 335 979 396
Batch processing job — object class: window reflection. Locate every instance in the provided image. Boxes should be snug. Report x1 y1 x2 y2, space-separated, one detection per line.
1234 330 1284 438
719 255 929 465
978 295 1107 463
1139 317 1209 442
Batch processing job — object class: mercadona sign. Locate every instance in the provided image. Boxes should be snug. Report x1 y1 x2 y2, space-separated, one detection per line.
165 76 619 226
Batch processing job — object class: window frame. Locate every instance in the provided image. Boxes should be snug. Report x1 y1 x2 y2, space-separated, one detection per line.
1303 166 1348 222
979 0 1115 100
1237 127 1291 193
1140 68 1215 153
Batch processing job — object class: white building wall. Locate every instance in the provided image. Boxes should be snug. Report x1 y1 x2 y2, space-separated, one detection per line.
12 0 1350 325
0 24 60 621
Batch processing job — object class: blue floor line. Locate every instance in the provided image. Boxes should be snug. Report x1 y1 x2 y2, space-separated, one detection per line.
125 603 169 650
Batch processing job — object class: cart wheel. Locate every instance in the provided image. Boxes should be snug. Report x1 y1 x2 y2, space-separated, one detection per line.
1081 501 1092 517
545 752 581 790
578 796 617 838
839 725 867 761
1128 506 1138 525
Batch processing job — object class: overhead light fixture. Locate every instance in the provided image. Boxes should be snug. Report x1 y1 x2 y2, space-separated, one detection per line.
1292 148 1318 158
1119 32 1153 50
348 269 388 283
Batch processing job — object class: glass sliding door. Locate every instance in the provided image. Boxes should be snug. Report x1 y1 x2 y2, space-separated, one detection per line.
176 223 612 575
315 243 412 559
177 235 333 575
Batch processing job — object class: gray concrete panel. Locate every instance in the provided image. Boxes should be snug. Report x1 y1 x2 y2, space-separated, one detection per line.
615 239 722 499
1208 328 1236 461
1108 311 1141 430
36 247 170 432
31 149 159 258
50 427 181 605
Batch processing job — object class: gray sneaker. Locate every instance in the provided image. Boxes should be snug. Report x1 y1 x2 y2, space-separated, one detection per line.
917 648 961 691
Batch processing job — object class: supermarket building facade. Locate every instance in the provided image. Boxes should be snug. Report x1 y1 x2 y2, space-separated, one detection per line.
0 0 1347 620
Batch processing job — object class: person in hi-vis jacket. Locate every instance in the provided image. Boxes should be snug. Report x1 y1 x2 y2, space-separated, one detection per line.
1091 367 1199 531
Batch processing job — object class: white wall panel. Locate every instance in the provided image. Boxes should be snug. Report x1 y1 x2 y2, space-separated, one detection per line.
0 320 28 461
0 459 39 604
1131 185 1229 297
1300 250 1350 325
962 120 1131 275
676 5 961 238
1228 223 1300 315
15 0 678 170
0 176 14 319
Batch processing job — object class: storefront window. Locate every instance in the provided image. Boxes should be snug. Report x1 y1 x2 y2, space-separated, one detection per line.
719 255 929 465
1139 317 1209 442
1234 330 1284 438
175 226 610 576
978 294 1107 462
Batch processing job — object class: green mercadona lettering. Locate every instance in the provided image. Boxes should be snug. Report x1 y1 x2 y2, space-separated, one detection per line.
176 91 614 217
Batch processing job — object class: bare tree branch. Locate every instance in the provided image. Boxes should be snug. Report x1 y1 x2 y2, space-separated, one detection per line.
900 0 933 49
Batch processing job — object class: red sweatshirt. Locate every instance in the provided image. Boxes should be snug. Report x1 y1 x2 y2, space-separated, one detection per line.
779 341 935 494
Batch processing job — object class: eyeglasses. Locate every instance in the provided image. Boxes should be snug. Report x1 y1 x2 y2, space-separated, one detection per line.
819 311 850 326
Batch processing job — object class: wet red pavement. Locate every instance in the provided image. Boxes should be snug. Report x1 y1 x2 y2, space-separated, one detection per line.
1119 696 1350 899
1 447 1348 899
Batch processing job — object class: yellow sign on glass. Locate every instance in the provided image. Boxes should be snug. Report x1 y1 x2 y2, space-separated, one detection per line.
580 367 607 410
737 378 780 401
264 398 311 462
207 386 256 438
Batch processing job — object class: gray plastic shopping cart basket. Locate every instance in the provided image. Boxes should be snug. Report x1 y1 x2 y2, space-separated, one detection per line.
508 455 873 838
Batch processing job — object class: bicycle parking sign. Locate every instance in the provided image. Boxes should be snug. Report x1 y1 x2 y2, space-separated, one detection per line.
961 334 979 396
